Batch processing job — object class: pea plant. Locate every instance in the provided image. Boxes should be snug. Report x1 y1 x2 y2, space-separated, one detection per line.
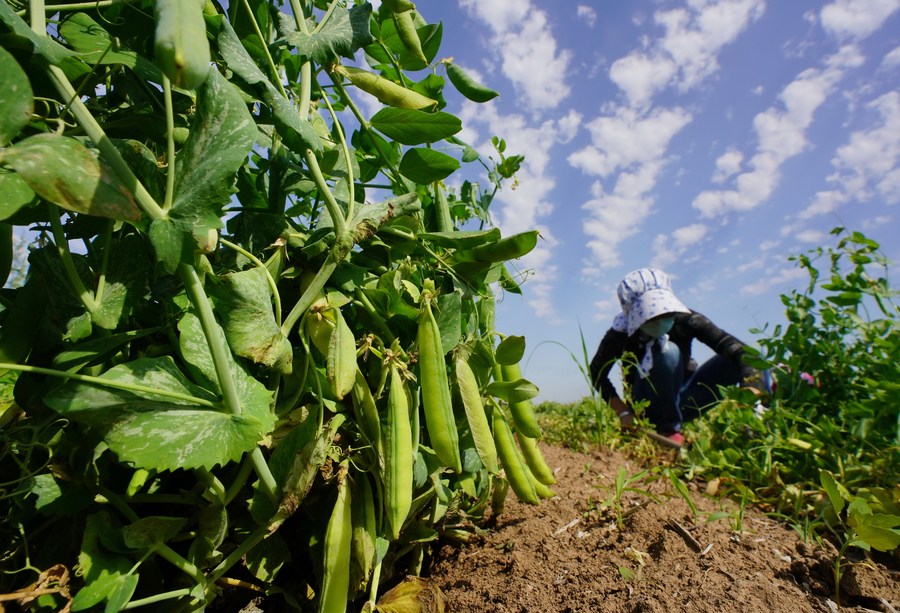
0 1 554 611
681 228 899 552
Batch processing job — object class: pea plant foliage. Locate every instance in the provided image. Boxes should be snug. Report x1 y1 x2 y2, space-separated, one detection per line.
0 1 552 611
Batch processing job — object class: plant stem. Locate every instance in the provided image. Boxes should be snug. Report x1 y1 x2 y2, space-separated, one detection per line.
280 234 350 337
305 149 347 236
94 221 114 306
0 362 218 407
121 589 194 610
162 75 176 213
220 238 282 326
47 205 98 313
317 82 355 220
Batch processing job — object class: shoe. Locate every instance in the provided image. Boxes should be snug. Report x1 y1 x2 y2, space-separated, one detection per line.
646 430 685 449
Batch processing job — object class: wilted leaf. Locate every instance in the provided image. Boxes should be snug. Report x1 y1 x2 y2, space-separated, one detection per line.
375 576 446 613
0 134 141 221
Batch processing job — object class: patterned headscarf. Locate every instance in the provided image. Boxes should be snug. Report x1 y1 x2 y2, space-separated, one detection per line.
614 268 690 336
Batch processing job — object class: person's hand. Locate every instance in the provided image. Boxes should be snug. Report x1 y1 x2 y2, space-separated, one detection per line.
610 397 635 430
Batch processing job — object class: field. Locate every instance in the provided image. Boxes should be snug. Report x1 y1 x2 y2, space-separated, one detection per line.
429 435 900 612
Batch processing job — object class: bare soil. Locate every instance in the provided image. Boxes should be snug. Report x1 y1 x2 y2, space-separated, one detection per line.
427 443 900 613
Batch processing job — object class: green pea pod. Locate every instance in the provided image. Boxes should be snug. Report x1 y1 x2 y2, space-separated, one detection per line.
417 299 462 473
492 410 538 505
350 474 377 595
469 230 539 263
515 431 556 485
394 11 427 64
154 0 211 90
319 468 352 613
384 364 413 539
351 369 382 455
343 67 437 110
455 355 499 474
327 308 357 400
499 362 542 439
490 474 509 516
383 0 416 12
446 62 500 103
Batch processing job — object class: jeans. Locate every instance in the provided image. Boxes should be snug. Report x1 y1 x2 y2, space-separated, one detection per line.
630 340 741 433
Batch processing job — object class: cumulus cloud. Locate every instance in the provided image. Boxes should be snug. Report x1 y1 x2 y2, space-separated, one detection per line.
693 46 865 217
882 46 900 70
819 0 900 40
577 5 597 28
712 148 744 183
568 106 693 178
458 104 584 318
459 0 571 111
609 0 765 106
651 223 709 269
742 266 807 295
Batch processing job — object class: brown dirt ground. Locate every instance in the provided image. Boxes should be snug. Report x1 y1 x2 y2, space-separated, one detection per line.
427 443 900 613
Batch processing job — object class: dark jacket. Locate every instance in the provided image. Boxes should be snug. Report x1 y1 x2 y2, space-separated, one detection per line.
589 310 760 403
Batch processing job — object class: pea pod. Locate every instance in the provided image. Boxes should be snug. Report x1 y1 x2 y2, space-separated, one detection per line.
153 0 211 90
446 62 499 103
455 355 499 474
343 67 437 110
394 10 427 64
351 369 382 455
319 467 352 613
384 363 413 539
417 298 462 473
350 474 377 595
327 308 357 400
382 0 416 11
499 362 542 439
469 230 539 263
515 431 556 485
490 474 510 516
492 409 538 505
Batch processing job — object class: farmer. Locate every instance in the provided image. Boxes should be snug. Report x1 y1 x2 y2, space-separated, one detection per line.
589 268 764 448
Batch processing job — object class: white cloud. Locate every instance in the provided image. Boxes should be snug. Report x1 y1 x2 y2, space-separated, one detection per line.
459 1 571 111
568 106 693 177
609 0 765 106
651 223 709 268
577 5 597 28
743 266 807 295
797 229 828 243
882 46 900 70
458 105 583 319
820 0 900 40
712 148 744 183
693 47 862 217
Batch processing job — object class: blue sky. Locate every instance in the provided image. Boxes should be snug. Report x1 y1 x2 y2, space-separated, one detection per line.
393 0 900 403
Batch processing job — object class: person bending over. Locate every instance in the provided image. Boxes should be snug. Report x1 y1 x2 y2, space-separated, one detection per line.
589 268 763 448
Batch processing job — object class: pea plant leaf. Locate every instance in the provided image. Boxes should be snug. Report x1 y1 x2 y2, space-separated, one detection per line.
170 68 257 244
43 357 273 471
281 3 373 63
217 18 322 155
399 147 460 184
0 172 37 221
485 379 540 404
369 108 461 145
92 234 152 330
211 267 292 372
177 311 275 425
58 13 163 84
495 335 526 366
0 134 141 221
0 2 78 66
0 46 33 146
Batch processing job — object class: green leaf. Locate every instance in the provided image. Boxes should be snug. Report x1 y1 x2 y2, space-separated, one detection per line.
177 311 275 423
399 147 460 184
855 524 900 552
105 574 139 613
29 473 93 516
44 356 272 471
485 379 539 403
0 3 78 66
122 516 186 549
92 235 152 330
819 470 846 516
495 336 526 366
0 46 33 146
58 13 163 84
370 108 461 145
283 4 373 63
149 218 187 274
72 512 133 612
211 267 291 372
171 68 256 241
218 19 322 154
0 134 141 221
0 172 37 220
349 192 421 243
418 229 500 250
52 329 159 373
